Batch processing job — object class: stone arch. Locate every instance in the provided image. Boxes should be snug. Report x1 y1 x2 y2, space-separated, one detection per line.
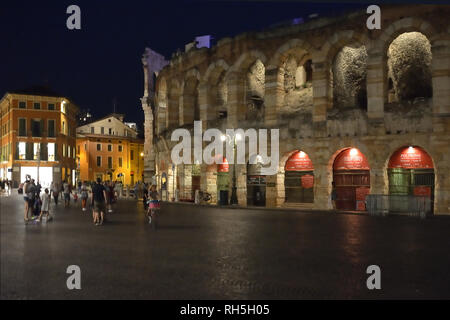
369 17 437 103
268 38 315 68
202 60 230 122
229 50 268 73
269 39 315 114
167 78 181 129
180 69 201 125
321 31 368 110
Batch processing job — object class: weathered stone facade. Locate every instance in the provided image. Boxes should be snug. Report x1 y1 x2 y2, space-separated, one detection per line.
142 5 450 214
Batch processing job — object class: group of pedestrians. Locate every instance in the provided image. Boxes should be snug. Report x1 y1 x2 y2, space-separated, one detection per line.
18 176 160 227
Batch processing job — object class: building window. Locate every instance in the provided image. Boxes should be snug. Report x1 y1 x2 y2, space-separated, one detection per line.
33 102 41 110
48 143 55 161
96 143 101 151
91 127 94 134
31 119 42 137
68 146 71 158
101 127 104 134
62 121 66 134
118 145 122 152
48 103 55 110
108 144 112 152
18 142 26 160
108 156 112 169
18 118 26 136
62 144 66 157
19 101 26 109
84 143 87 151
109 128 112 135
97 156 101 167
47 119 55 137
33 143 40 160
118 157 123 168
77 145 80 155
73 147 76 158
130 150 134 161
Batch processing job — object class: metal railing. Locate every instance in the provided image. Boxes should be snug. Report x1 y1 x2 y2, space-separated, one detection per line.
366 194 432 218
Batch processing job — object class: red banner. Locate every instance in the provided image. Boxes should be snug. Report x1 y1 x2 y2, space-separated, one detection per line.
333 148 370 170
413 186 431 197
217 156 229 172
388 147 433 169
301 174 314 189
356 187 370 201
285 151 314 171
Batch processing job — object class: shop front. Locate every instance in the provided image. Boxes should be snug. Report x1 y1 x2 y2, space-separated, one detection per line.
284 151 314 203
388 146 434 213
332 148 370 211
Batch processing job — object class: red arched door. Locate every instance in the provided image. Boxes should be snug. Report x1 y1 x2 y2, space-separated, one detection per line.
333 148 370 211
284 151 314 203
388 146 434 213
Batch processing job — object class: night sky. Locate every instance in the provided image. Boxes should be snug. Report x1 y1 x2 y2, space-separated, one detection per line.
2 1 373 128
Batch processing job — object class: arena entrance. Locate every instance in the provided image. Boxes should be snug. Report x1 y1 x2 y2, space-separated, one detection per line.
388 146 434 213
247 156 266 207
216 157 229 205
332 148 370 211
284 151 314 203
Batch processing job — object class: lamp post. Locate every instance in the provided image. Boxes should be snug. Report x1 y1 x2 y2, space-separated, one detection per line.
221 133 242 205
139 151 144 182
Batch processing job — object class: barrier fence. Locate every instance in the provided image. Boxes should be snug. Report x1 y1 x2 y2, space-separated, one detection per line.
366 194 432 218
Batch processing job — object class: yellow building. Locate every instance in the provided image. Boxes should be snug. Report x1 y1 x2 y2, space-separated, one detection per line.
76 114 144 185
0 87 78 188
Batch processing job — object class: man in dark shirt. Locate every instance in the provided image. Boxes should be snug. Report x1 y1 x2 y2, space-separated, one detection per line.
91 177 107 226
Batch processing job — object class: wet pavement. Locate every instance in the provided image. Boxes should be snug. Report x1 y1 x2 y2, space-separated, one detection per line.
1 191 450 300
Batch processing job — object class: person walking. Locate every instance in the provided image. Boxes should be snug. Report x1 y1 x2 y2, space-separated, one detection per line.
91 177 107 226
63 180 71 208
23 179 31 221
331 181 337 210
147 185 160 225
80 181 89 211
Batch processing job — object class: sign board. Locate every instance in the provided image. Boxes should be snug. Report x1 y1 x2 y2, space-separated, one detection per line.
413 186 431 197
356 187 370 201
333 149 370 170
301 174 314 189
285 151 314 171
388 147 433 169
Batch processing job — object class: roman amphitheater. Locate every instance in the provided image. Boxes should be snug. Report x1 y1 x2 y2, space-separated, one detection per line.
140 4 450 214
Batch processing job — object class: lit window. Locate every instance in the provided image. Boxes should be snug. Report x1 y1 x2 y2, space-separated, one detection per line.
33 143 40 160
48 143 55 161
62 144 66 157
18 142 26 160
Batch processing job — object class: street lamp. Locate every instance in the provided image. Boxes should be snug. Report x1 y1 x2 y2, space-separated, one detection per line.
221 133 242 205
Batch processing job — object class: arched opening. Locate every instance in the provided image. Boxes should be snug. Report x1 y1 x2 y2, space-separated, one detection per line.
332 148 370 211
245 59 265 121
387 146 434 213
331 45 368 110
167 80 180 129
284 150 314 203
182 77 200 125
207 69 228 122
282 54 313 112
191 163 201 200
247 154 266 207
387 32 432 102
157 78 168 134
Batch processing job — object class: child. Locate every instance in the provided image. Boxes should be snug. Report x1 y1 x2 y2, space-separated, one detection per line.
37 189 52 222
73 191 78 204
